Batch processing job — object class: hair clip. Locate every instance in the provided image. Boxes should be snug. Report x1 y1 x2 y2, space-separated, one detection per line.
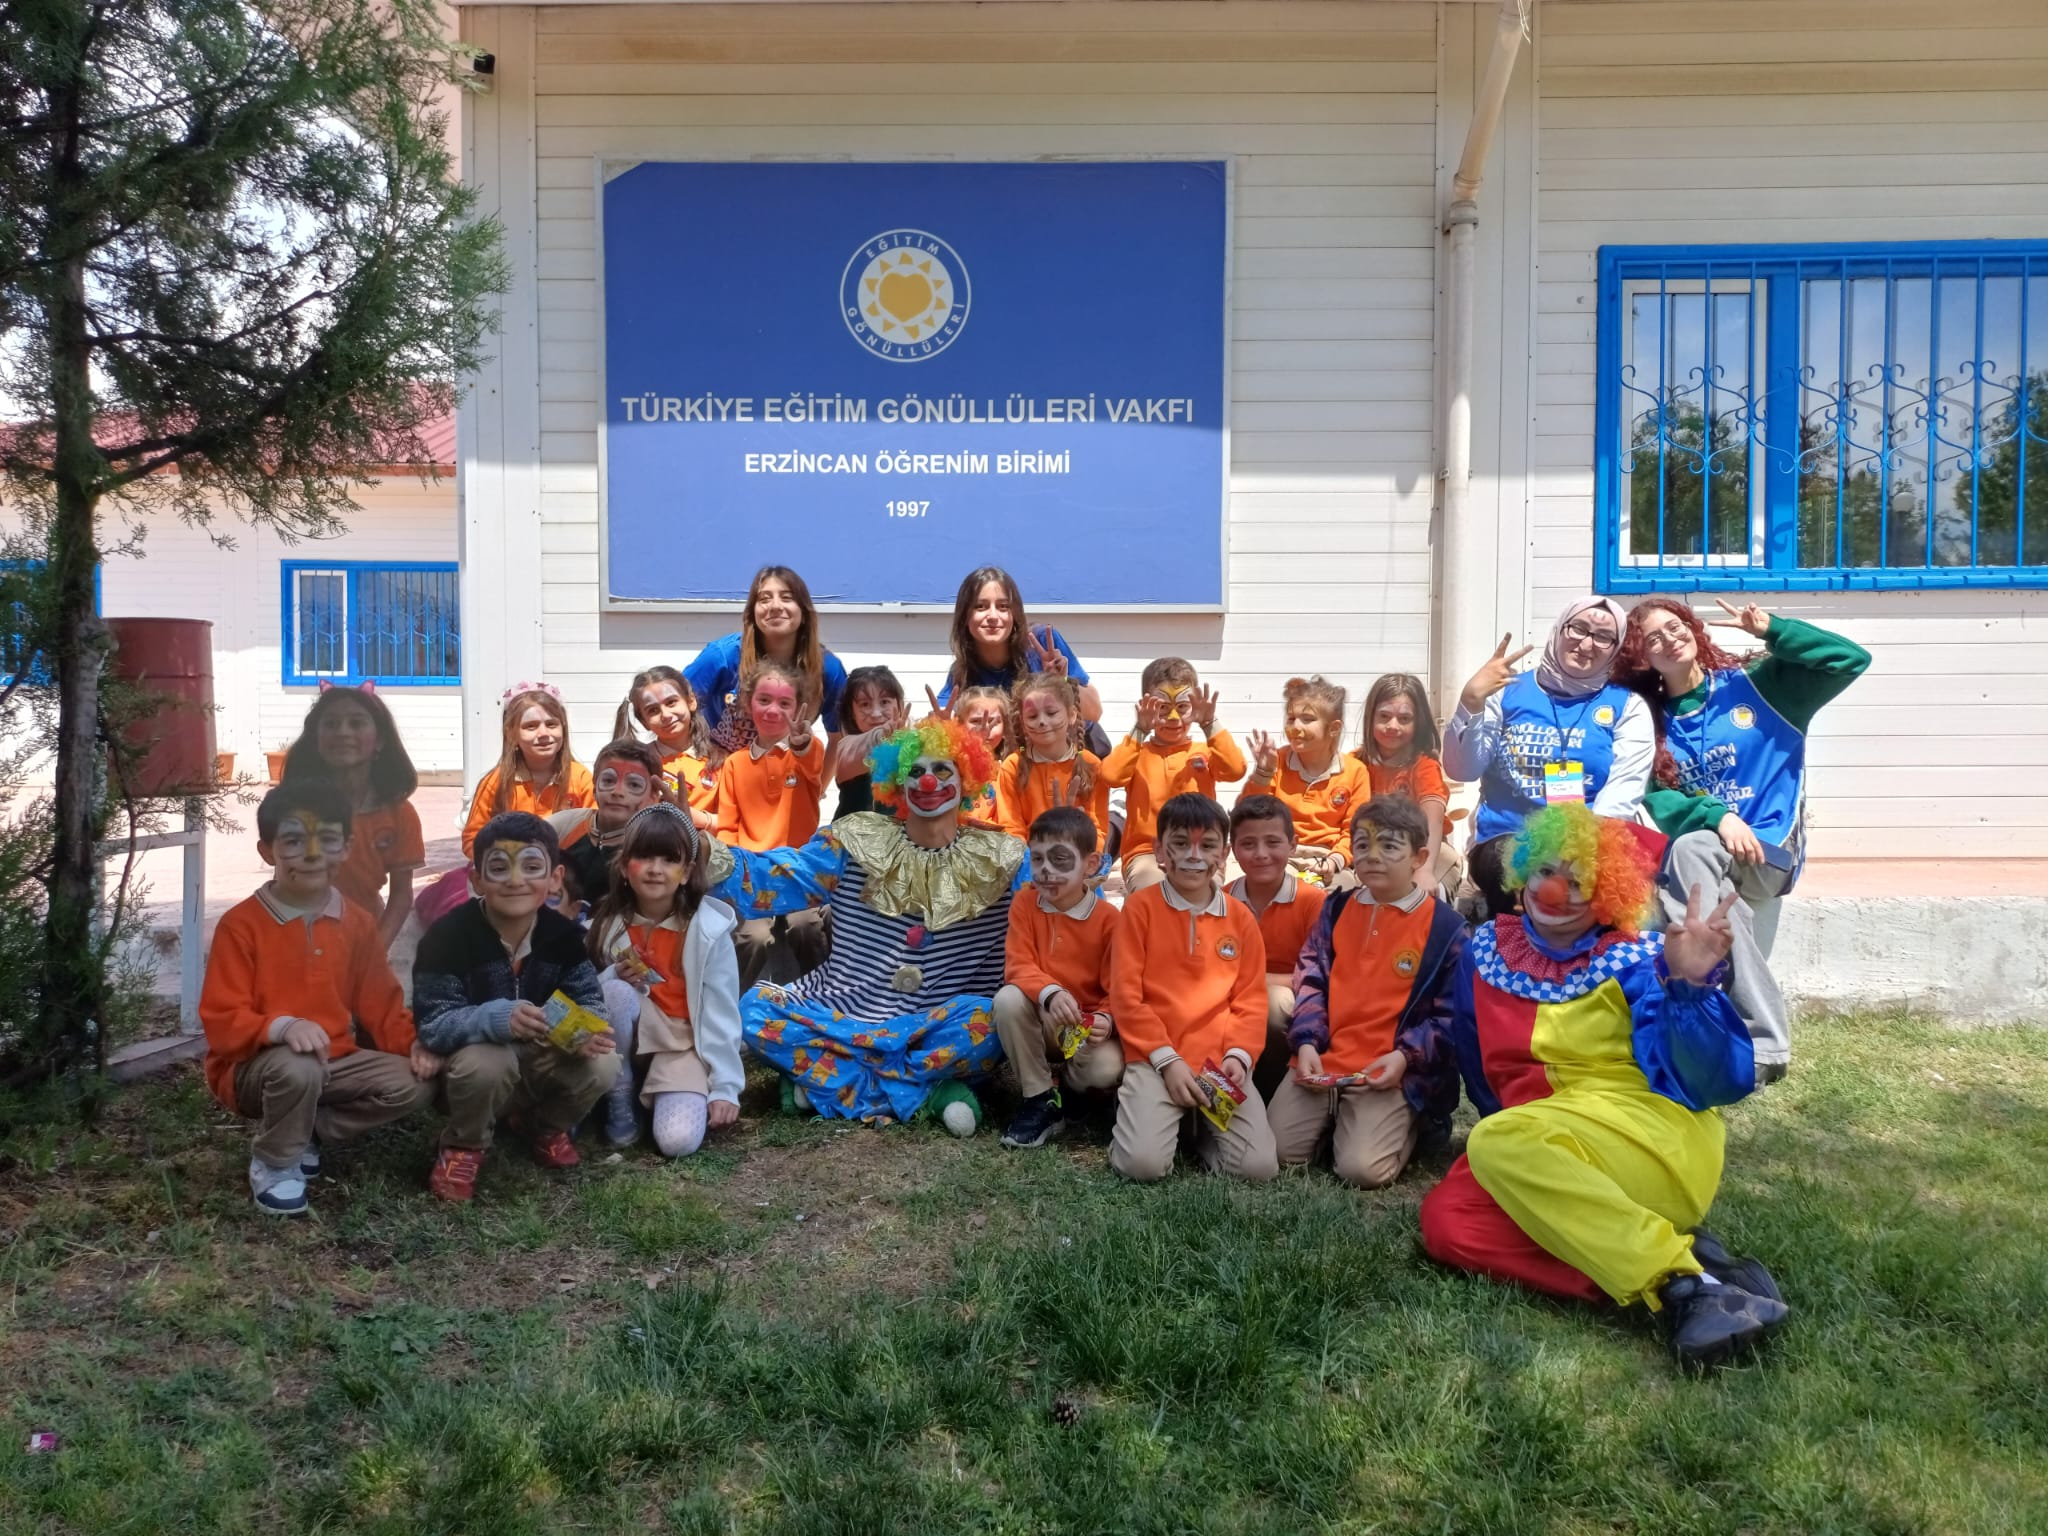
625 800 700 862
500 680 564 706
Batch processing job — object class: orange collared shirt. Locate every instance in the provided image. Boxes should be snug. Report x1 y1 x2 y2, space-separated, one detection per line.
1228 872 1329 976
1004 889 1120 1015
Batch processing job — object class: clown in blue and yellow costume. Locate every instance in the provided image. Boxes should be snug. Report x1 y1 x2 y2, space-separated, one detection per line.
1418 805 1791 1368
711 716 1025 1125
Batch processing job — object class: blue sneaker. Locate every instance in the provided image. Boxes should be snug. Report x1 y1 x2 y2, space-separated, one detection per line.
250 1159 309 1217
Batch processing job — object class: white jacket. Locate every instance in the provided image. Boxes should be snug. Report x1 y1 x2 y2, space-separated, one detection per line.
599 896 745 1106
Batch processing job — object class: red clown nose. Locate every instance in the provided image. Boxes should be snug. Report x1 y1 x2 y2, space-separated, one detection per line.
916 772 938 792
1531 874 1573 909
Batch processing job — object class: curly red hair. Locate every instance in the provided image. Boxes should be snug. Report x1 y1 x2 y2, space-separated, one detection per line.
1616 597 1757 791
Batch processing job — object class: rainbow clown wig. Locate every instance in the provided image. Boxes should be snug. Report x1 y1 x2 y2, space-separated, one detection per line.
868 715 997 818
1503 804 1659 935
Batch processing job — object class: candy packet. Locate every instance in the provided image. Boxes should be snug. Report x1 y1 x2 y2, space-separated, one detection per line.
1055 1011 1106 1061
543 990 612 1053
1194 1058 1245 1132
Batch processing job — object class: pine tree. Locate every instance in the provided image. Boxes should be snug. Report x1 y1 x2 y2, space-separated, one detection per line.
0 0 506 1083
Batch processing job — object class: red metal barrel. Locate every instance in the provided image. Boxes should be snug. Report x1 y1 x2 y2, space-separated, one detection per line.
106 617 218 797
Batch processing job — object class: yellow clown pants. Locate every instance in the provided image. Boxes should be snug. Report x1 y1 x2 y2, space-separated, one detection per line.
1464 1079 1724 1308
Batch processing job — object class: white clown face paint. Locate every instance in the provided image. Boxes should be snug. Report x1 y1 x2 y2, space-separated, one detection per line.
903 754 962 819
1520 859 1596 943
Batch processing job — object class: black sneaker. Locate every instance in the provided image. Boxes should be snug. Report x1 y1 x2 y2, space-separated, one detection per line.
1688 1227 1784 1305
1658 1273 1789 1370
1756 1060 1789 1086
1001 1090 1065 1150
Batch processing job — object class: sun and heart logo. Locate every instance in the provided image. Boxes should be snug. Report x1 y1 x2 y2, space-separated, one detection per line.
840 230 970 362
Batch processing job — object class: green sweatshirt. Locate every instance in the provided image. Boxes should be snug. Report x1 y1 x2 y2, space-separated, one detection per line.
1640 614 1872 838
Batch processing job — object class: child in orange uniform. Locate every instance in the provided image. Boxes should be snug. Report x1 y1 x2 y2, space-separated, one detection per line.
1272 796 1466 1188
1098 658 1246 894
1226 794 1329 1085
1242 675 1373 882
994 806 1124 1149
1353 673 1454 887
200 781 441 1215
463 684 595 858
619 665 718 829
996 673 1110 851
591 804 743 1157
715 660 830 986
714 661 828 851
551 737 667 913
281 684 425 948
1107 794 1276 1182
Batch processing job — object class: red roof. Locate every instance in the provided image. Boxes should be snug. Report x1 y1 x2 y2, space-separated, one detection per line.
0 401 458 476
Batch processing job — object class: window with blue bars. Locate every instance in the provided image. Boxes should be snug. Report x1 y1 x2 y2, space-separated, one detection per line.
1595 241 2048 592
281 561 460 686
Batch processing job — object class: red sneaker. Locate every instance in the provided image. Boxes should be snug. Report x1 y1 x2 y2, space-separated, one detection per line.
428 1146 485 1202
530 1128 580 1169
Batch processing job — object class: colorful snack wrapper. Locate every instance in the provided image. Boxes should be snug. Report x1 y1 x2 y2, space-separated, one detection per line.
1194 1058 1246 1132
1298 1069 1383 1090
1056 1011 1107 1061
544 990 612 1053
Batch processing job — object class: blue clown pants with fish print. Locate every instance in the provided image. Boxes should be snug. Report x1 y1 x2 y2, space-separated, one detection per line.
741 987 1004 1124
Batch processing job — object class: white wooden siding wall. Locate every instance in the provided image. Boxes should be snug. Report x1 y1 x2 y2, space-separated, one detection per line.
1532 0 2048 859
93 479 465 774
517 0 1440 758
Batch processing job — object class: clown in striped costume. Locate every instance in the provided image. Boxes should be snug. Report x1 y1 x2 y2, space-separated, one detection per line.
1418 805 1791 1370
712 716 1025 1124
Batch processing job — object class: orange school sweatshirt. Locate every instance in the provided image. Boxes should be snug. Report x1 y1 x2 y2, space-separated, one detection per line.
1098 729 1248 864
714 735 826 851
1242 752 1374 860
199 886 416 1110
1227 873 1329 977
1005 890 1121 1015
1109 881 1267 1070
463 763 596 856
661 747 720 817
996 751 1111 849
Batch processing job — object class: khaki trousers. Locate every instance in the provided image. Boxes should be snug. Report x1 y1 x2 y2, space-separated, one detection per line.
1267 1075 1419 1190
232 1046 434 1169
1121 852 1164 895
1110 1061 1278 1183
991 984 1125 1099
439 1039 620 1149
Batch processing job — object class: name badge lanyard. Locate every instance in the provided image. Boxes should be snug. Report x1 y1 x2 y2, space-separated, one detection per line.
1532 688 1602 803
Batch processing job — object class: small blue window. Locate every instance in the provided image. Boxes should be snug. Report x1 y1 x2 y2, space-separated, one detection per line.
281 561 460 686
1596 241 2048 592
0 560 100 690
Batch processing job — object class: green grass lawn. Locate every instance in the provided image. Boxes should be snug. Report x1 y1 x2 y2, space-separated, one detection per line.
3 1010 2046 1535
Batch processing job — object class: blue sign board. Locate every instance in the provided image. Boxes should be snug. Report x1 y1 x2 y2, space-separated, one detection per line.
600 161 1228 607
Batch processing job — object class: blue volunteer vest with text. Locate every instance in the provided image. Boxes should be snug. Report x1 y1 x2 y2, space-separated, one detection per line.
1473 673 1633 843
1664 667 1807 879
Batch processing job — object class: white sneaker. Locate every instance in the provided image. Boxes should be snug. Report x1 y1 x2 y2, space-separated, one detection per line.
249 1158 309 1217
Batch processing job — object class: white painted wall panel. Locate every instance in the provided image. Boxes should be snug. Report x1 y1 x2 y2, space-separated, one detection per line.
90 480 463 774
1530 0 2048 859
509 0 1442 758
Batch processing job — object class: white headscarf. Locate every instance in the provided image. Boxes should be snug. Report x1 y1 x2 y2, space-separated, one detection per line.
1535 596 1629 699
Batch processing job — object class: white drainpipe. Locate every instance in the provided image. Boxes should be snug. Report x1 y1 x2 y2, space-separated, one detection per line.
1437 0 1531 715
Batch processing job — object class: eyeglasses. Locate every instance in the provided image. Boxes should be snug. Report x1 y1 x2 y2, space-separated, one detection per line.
1639 622 1691 651
1562 621 1617 651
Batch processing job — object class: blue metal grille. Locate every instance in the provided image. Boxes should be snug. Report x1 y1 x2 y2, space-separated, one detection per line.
282 561 460 686
1595 241 2048 592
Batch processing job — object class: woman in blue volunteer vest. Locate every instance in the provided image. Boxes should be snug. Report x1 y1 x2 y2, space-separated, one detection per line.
1617 596 1870 1083
1442 596 1654 918
682 564 848 757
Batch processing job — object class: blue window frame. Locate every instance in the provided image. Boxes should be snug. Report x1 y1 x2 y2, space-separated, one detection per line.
1595 240 2048 592
281 561 460 686
0 560 100 690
